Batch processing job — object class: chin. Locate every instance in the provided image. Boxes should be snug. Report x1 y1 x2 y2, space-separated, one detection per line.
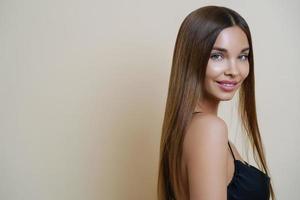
220 96 234 101
216 92 236 101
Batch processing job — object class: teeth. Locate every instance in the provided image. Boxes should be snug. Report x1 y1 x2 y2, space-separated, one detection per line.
220 83 234 86
222 83 234 86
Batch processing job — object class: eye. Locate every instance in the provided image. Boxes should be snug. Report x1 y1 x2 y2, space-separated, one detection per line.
210 53 223 61
239 54 249 61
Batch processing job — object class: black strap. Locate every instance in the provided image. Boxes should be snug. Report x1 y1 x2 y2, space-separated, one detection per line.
228 141 236 161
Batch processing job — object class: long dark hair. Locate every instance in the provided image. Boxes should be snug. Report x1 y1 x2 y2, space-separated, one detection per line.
157 5 275 200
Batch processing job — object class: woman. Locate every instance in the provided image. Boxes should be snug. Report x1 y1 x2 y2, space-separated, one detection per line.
157 5 276 200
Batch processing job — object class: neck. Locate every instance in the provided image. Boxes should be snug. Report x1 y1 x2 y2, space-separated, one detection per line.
194 93 220 115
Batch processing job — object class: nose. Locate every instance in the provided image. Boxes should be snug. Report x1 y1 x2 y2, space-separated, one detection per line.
225 59 239 76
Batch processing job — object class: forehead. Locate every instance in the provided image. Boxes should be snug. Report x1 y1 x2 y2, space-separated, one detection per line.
213 26 249 51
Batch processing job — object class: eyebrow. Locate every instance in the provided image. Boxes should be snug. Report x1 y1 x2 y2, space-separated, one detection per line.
212 47 250 53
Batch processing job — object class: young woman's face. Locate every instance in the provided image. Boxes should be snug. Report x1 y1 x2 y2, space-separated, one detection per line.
203 26 250 101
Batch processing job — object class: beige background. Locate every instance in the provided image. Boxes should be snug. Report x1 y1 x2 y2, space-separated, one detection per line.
1 0 299 199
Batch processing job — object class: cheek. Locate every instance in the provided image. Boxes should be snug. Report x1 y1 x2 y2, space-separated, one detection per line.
241 64 250 79
205 62 226 78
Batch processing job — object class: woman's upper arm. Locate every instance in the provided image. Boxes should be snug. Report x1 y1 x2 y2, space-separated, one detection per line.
183 115 228 200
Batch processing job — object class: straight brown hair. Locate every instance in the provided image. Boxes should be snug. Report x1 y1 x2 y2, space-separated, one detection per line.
157 5 275 200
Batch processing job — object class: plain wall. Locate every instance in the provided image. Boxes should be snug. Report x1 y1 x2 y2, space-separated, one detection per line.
1 0 299 199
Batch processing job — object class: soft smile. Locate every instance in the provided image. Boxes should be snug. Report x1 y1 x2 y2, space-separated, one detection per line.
216 81 238 92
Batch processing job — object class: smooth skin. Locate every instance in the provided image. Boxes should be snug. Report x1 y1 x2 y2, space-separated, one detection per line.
182 26 250 200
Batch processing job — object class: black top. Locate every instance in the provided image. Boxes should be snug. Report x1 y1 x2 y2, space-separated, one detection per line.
227 141 270 200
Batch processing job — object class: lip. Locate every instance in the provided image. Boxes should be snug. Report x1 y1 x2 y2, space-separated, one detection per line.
216 81 239 92
217 80 238 84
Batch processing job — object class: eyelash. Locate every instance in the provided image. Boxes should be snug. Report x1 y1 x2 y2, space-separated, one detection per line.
210 53 249 61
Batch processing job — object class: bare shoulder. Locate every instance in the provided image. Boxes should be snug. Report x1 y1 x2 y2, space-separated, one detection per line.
184 114 228 147
183 113 228 164
182 114 228 199
190 113 227 132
